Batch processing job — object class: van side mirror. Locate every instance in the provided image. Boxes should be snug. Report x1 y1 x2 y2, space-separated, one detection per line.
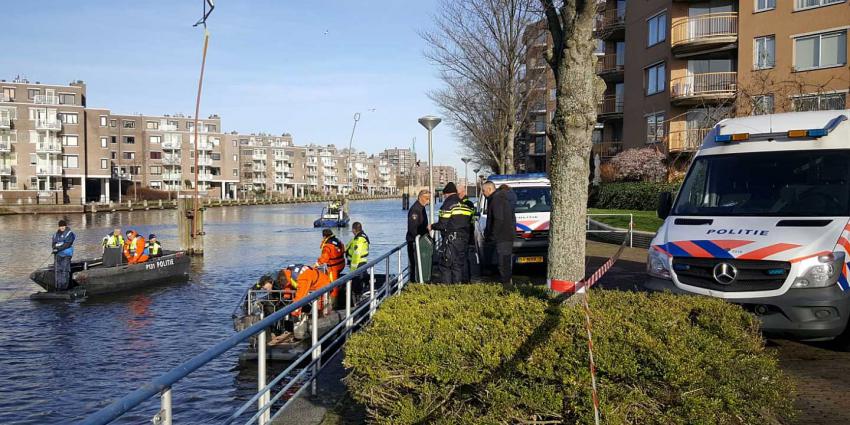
657 192 673 220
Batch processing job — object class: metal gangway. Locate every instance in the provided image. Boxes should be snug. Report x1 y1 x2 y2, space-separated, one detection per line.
80 242 410 425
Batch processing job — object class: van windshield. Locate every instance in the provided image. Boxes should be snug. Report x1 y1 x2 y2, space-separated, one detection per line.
673 150 850 217
513 186 551 213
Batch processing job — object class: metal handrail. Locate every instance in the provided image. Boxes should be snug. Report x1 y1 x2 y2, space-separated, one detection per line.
587 213 634 247
79 242 408 425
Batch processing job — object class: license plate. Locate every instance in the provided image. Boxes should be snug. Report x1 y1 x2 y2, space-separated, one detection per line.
517 256 544 264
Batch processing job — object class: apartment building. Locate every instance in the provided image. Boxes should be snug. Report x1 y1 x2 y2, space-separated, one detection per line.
232 133 294 196
414 164 458 190
0 78 87 202
522 0 850 171
379 148 417 177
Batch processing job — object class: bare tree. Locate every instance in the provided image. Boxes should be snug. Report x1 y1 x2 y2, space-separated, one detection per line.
539 0 605 287
423 0 539 174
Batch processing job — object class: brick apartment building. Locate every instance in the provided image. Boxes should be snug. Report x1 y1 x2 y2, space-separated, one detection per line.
0 77 404 204
523 0 850 172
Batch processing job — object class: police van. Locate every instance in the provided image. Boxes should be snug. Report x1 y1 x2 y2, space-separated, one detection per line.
476 173 551 265
648 110 850 341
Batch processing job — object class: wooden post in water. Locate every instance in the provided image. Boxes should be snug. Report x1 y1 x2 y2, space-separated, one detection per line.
178 195 204 255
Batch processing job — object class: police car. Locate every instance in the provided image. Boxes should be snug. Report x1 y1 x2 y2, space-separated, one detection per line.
476 173 551 265
647 110 850 341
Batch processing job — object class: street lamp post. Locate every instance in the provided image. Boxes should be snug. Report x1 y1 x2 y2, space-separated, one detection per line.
346 113 361 195
461 157 471 196
418 115 441 224
473 167 481 198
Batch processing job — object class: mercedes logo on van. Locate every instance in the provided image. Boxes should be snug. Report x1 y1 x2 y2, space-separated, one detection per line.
712 262 738 285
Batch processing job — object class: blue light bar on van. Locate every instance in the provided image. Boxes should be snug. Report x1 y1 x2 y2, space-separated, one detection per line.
488 173 548 181
714 133 749 143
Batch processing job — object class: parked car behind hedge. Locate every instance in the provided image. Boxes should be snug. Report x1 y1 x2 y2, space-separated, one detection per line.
344 285 794 425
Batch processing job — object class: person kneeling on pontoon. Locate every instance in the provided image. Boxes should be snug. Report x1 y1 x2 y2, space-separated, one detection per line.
281 264 332 319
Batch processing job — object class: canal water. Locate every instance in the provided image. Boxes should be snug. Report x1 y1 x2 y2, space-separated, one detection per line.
0 199 410 424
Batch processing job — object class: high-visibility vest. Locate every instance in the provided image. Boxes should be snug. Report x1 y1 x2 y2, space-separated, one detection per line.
345 232 370 269
146 241 161 256
320 236 345 269
103 234 124 248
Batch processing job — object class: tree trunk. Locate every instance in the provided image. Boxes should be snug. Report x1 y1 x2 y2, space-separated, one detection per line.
546 12 602 289
505 124 517 174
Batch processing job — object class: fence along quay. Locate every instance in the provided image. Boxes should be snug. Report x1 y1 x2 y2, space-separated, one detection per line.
79 242 410 425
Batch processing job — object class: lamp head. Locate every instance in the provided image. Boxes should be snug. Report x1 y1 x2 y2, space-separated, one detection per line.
418 116 442 131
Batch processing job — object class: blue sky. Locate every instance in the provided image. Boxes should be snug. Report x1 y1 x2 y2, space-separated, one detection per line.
0 0 473 176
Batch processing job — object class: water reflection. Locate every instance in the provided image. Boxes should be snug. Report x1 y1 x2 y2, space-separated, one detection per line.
0 199 408 424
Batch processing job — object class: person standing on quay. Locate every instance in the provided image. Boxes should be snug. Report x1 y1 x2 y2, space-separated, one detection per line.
430 182 474 284
406 189 430 282
483 181 516 290
51 220 75 291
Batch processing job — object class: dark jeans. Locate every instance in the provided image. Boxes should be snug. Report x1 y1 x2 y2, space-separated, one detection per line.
54 255 72 291
495 241 513 287
436 235 469 284
406 242 418 283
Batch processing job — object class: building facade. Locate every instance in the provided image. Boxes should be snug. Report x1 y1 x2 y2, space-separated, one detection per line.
522 0 850 172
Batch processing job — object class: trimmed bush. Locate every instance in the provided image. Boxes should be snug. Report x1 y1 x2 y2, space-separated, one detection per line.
589 181 680 211
344 285 794 424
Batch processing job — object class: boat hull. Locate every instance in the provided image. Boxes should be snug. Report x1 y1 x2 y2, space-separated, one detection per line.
29 251 191 296
312 217 350 227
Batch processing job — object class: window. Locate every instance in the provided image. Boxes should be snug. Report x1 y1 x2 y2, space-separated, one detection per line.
645 63 666 95
150 166 162 175
123 152 135 160
109 119 117 128
646 112 665 144
29 153 37 165
122 120 135 129
100 137 108 148
111 135 117 144
795 31 847 71
149 135 161 144
62 135 78 146
150 151 162 160
647 13 666 46
59 94 75 105
187 122 194 131
62 155 78 168
101 159 108 169
150 181 162 189
795 0 845 11
206 124 217 132
793 93 847 111
211 153 221 160
233 154 238 161
167 119 178 128
28 88 40 99
99 116 107 127
146 121 159 130
124 136 135 144
233 169 239 177
111 151 117 159
754 36 775 69
752 95 775 115
2 87 15 101
58 113 78 124
755 0 775 11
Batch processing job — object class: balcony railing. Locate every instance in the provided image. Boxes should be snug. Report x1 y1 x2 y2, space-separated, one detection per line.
0 166 11 175
0 141 10 152
671 13 738 50
33 95 59 105
36 165 63 176
162 140 182 150
196 157 213 166
0 94 10 102
252 153 266 161
530 121 547 134
36 120 62 131
670 72 737 102
162 156 181 165
591 141 623 158
197 172 213 181
36 141 63 154
596 53 624 76
193 141 213 151
161 173 182 181
252 164 266 172
596 8 625 37
160 121 179 132
597 95 624 116
252 177 266 184
0 117 10 129
667 128 710 152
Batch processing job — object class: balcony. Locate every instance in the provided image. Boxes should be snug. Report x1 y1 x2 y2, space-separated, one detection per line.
595 8 625 39
0 137 11 152
0 117 10 129
530 121 547 134
197 172 213 181
667 126 710 153
36 165 63 176
252 164 266 172
252 177 267 184
0 94 10 102
670 72 737 105
162 140 182 150
596 54 624 80
162 156 182 165
671 13 737 57
36 120 62 131
161 172 182 181
160 121 178 132
275 175 288 184
193 141 213 151
591 141 623 159
33 95 59 105
196 157 213 166
252 153 266 161
0 166 11 175
597 95 624 119
36 140 63 154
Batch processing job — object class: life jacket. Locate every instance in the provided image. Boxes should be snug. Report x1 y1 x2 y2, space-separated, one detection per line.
146 241 161 256
102 234 124 248
320 236 346 269
128 235 150 257
52 229 74 257
345 232 370 269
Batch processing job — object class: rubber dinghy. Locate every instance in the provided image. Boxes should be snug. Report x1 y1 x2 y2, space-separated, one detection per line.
30 251 191 298
312 206 350 228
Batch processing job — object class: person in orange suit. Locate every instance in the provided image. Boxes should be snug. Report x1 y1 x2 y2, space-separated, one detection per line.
283 264 331 318
316 229 345 279
123 230 150 264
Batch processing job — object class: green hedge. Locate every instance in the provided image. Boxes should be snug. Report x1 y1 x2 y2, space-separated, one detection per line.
589 182 680 211
344 285 794 425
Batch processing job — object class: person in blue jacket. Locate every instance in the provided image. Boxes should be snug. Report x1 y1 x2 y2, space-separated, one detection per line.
51 219 75 291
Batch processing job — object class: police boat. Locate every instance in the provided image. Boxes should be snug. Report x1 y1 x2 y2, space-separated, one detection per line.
312 202 350 228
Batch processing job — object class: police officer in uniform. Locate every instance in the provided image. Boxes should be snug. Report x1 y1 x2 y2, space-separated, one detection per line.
431 182 474 284
51 220 76 291
345 222 370 293
406 189 430 282
457 184 477 281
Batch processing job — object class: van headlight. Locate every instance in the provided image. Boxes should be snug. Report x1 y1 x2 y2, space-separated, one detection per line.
792 252 845 288
647 248 671 280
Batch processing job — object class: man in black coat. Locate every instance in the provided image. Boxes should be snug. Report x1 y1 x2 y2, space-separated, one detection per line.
483 181 516 289
406 189 431 282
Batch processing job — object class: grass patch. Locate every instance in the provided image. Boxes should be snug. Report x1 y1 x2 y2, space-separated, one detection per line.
589 208 664 232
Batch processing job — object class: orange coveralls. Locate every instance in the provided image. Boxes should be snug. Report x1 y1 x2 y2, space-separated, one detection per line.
124 233 149 264
286 266 331 317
